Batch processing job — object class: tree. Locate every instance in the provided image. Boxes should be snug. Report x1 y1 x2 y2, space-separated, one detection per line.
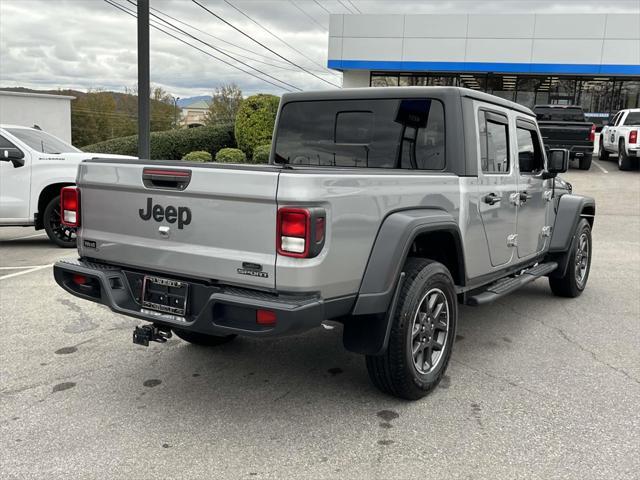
234 94 280 158
205 84 243 126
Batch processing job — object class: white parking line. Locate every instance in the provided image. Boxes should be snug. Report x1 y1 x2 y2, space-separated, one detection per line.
0 265 52 270
592 160 609 174
2 232 47 241
0 264 53 280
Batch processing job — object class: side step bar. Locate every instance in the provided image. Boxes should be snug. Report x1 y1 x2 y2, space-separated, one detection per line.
465 262 558 306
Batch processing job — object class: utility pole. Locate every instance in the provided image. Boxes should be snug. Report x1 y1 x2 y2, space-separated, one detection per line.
174 96 180 128
137 0 150 159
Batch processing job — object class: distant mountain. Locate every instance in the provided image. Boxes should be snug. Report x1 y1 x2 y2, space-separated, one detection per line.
177 95 212 108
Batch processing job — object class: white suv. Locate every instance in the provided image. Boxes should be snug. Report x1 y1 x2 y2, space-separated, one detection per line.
599 109 640 170
0 124 135 246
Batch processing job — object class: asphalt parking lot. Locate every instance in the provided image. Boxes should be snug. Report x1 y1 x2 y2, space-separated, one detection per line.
1 161 639 480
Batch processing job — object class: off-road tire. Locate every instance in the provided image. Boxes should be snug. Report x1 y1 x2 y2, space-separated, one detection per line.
366 258 457 400
43 195 77 248
549 218 592 298
173 328 236 346
618 142 633 171
598 138 609 161
579 154 592 170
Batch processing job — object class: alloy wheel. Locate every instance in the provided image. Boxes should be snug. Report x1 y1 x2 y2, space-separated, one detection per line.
410 288 450 375
50 205 76 244
575 232 590 288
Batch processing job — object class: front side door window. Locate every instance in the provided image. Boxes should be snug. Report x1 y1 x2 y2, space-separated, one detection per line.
515 121 549 259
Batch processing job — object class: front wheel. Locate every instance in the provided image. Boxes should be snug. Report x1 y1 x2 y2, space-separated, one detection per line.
579 154 592 170
549 218 592 298
43 195 77 248
173 328 236 346
366 258 457 400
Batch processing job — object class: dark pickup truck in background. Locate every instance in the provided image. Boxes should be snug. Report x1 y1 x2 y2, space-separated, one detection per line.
534 105 595 170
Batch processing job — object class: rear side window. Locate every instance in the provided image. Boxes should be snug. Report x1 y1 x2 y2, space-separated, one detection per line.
623 112 640 126
516 125 544 174
478 110 509 174
274 98 446 170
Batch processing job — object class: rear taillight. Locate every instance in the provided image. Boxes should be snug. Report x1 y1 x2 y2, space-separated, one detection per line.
630 130 638 144
60 186 80 227
589 124 596 142
277 207 326 258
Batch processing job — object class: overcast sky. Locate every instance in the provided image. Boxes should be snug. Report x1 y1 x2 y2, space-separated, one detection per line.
1 0 639 99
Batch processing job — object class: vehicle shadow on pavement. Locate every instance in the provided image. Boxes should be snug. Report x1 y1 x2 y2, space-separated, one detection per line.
116 282 559 418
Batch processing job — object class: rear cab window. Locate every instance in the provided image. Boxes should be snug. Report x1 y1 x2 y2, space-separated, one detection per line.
534 106 586 122
274 98 446 170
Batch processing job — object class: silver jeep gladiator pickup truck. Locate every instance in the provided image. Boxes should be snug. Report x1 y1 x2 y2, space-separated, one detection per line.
54 87 595 400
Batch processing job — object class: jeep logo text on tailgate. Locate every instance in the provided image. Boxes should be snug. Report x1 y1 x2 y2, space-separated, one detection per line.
139 197 192 229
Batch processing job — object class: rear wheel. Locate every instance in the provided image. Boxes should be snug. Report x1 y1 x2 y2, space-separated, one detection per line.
618 142 633 171
366 258 457 400
43 195 77 248
549 218 592 298
173 328 236 346
598 137 609 161
579 154 592 170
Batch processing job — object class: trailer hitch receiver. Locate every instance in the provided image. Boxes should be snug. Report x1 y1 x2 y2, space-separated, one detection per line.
133 324 172 346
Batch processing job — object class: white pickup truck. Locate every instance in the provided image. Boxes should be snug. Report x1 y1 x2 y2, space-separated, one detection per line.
598 108 640 170
0 124 135 246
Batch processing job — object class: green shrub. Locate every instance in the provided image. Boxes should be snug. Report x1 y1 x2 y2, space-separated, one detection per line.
252 144 271 164
82 124 235 160
234 94 280 158
182 150 212 162
215 148 246 163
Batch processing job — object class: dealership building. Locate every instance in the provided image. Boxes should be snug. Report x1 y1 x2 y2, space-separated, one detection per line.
328 13 640 121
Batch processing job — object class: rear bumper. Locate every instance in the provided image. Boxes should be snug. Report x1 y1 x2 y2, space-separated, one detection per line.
53 258 330 337
545 144 593 157
568 146 593 157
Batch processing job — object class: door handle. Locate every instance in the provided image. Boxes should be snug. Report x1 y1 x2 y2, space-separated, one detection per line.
519 191 532 203
483 193 501 205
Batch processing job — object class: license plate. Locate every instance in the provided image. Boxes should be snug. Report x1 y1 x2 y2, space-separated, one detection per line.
141 275 189 317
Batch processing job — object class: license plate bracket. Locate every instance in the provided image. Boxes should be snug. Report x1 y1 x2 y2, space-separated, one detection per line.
141 275 189 317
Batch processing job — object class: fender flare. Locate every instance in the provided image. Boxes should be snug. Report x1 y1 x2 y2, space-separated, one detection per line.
343 209 465 355
547 194 595 279
549 194 595 254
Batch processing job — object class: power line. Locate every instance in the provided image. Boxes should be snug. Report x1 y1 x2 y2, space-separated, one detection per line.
347 1 362 14
312 0 331 15
221 0 340 78
104 0 297 92
147 4 322 72
138 4 305 73
220 0 340 80
123 0 301 92
192 0 340 87
288 1 328 31
337 0 355 13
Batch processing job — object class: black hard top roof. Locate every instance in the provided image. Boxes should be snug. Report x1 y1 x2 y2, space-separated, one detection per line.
281 86 535 117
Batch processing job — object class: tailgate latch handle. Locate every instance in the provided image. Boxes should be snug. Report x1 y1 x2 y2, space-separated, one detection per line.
142 168 192 190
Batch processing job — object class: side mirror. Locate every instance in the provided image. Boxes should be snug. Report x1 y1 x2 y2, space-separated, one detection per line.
2 148 25 167
547 149 569 174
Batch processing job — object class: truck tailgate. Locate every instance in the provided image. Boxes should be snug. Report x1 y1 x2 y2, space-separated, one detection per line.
538 121 592 144
76 161 279 289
